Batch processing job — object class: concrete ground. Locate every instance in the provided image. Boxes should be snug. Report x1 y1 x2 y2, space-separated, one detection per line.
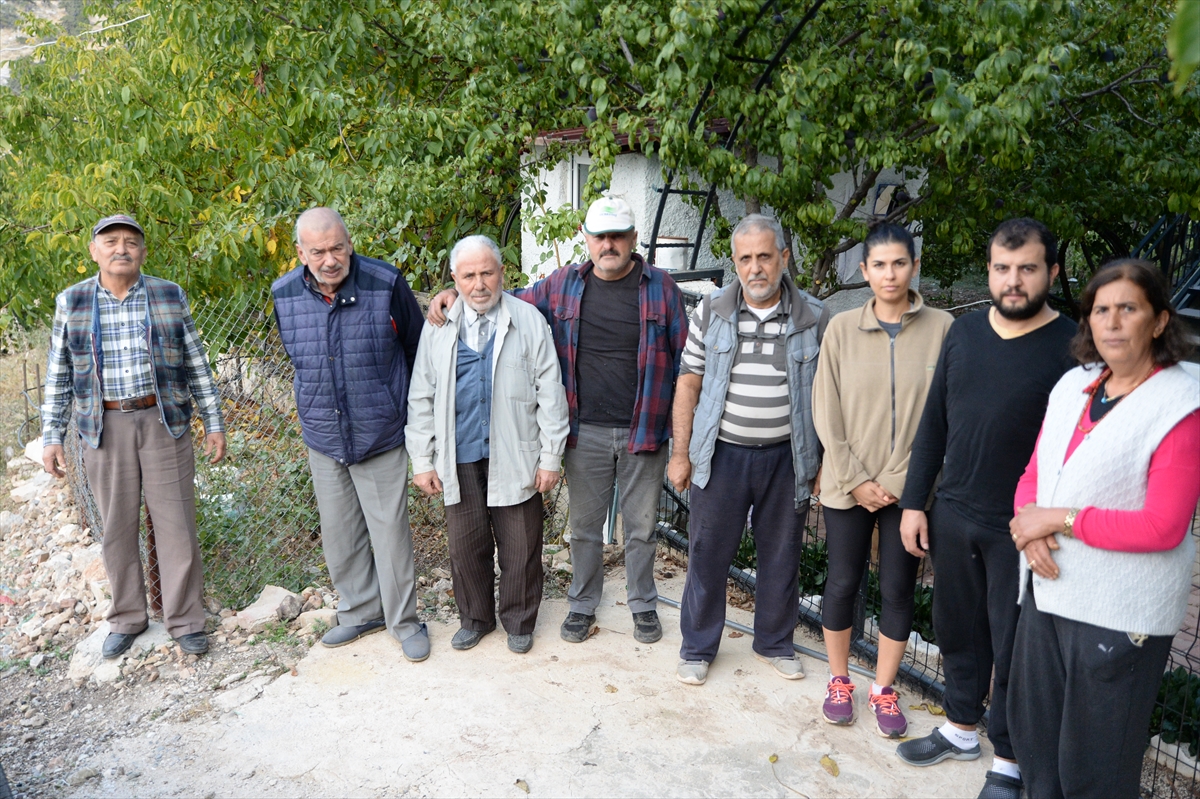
68 572 993 798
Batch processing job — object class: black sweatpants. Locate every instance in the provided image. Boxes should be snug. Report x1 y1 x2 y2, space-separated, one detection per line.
821 504 918 641
927 498 1020 760
1009 582 1171 799
680 440 804 663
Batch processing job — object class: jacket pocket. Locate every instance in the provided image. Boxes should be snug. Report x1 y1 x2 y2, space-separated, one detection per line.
159 337 185 369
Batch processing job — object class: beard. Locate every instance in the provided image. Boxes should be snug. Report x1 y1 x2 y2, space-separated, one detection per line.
743 272 784 304
992 282 1051 320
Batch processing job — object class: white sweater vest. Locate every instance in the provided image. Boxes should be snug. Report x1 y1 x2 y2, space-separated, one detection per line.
1021 363 1200 635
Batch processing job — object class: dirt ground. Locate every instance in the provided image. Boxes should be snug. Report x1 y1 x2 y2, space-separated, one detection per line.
0 566 1001 799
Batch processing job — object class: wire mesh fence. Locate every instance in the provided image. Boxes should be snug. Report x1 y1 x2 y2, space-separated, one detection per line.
14 278 1200 793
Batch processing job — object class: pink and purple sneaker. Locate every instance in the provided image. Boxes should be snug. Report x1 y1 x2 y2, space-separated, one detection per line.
868 686 908 738
822 676 856 725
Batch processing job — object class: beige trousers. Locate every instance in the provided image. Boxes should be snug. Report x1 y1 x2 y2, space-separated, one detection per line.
82 407 206 637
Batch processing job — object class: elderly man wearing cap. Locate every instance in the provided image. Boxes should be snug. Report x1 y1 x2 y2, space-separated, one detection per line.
429 196 688 644
41 214 227 659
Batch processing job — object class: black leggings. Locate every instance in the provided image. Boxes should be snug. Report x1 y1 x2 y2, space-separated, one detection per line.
821 504 919 641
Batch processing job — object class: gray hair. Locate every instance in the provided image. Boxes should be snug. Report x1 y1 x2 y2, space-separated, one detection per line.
294 207 350 247
449 234 503 274
731 213 786 255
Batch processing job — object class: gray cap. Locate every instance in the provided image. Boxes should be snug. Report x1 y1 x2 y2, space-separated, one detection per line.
92 214 145 239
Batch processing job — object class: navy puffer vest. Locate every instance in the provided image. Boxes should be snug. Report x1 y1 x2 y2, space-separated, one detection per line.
272 254 409 465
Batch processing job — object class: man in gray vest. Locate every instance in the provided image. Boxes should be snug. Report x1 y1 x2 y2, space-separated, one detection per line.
668 214 828 686
407 236 568 654
272 207 429 662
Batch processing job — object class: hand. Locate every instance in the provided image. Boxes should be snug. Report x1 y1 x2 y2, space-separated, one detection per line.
203 432 227 464
900 509 929 558
850 480 897 513
42 444 67 478
1009 504 1068 552
1024 536 1060 580
667 453 692 492
426 289 459 326
534 468 560 493
413 470 443 496
811 465 823 500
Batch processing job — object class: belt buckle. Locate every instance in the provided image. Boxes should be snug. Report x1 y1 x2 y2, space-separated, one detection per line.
118 397 140 412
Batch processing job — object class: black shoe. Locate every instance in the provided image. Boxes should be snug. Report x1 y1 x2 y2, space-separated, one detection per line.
320 619 386 648
176 632 209 655
632 610 663 643
451 628 491 651
560 612 596 643
507 633 533 654
896 728 981 767
977 771 1023 799
102 625 148 659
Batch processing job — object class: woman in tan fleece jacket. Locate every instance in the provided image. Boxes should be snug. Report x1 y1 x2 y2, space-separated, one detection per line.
812 223 953 737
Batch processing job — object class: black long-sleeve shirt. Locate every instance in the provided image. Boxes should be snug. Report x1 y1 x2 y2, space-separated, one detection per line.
899 309 1076 532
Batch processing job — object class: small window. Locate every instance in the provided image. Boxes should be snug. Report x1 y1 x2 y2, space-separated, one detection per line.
575 162 590 210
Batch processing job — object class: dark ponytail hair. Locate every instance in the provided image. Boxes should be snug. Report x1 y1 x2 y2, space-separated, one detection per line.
863 221 916 262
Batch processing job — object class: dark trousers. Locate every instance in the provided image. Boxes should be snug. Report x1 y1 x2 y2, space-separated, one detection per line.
680 440 803 662
1010 582 1171 799
444 460 544 636
928 498 1020 760
821 504 918 641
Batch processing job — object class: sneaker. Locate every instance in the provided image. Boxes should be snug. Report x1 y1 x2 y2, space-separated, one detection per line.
321 619 386 648
822 676 856 725
896 728 981 766
401 623 430 663
507 633 533 654
632 610 663 643
560 612 596 643
451 628 490 651
977 771 1023 799
868 687 908 738
676 660 709 685
754 652 806 680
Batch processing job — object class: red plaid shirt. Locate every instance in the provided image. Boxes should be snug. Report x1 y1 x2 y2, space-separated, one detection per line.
514 255 688 452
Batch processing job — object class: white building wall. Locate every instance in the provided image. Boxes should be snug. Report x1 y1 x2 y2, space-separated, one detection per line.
521 147 922 292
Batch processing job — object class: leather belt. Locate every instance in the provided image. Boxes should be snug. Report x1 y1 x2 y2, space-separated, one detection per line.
103 394 158 412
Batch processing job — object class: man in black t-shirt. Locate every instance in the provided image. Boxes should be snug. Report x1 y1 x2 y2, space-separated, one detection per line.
895 219 1076 799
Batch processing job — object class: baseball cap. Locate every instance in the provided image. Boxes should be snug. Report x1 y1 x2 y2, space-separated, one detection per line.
582 196 635 235
92 214 145 239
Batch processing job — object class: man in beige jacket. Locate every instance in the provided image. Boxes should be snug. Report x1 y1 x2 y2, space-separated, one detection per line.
406 235 568 654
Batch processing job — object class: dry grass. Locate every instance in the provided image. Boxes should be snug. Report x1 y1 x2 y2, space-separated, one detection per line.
0 323 49 472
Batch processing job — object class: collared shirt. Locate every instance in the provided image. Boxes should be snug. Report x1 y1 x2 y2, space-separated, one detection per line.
96 279 156 401
681 292 791 445
512 254 688 453
458 303 500 352
42 275 225 447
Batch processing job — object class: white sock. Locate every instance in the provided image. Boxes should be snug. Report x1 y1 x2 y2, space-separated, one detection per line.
871 682 887 696
939 721 979 750
991 758 1021 779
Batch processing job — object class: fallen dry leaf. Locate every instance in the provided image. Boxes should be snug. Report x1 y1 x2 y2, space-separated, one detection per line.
819 755 839 777
515 778 530 793
909 702 946 716
728 630 744 638
586 624 600 640
769 754 778 763
604 684 618 693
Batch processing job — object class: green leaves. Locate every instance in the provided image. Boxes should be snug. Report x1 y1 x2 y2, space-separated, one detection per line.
1168 0 1200 91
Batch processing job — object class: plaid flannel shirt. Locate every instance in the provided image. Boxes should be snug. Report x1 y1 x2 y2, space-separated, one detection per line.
42 275 225 448
513 254 688 453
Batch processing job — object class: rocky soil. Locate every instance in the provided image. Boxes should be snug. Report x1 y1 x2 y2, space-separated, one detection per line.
0 442 523 798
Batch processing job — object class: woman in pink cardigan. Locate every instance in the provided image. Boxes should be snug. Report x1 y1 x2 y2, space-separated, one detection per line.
1007 259 1200 798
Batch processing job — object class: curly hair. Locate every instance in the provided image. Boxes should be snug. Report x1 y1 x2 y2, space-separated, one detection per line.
1070 258 1192 367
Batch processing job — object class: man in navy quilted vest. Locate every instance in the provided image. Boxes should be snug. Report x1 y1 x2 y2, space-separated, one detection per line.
42 214 227 660
272 207 430 662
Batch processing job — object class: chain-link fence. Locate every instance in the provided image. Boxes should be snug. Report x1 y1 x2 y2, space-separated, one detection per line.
54 287 569 610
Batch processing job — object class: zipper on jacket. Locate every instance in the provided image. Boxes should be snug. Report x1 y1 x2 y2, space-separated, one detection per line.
889 336 897 451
